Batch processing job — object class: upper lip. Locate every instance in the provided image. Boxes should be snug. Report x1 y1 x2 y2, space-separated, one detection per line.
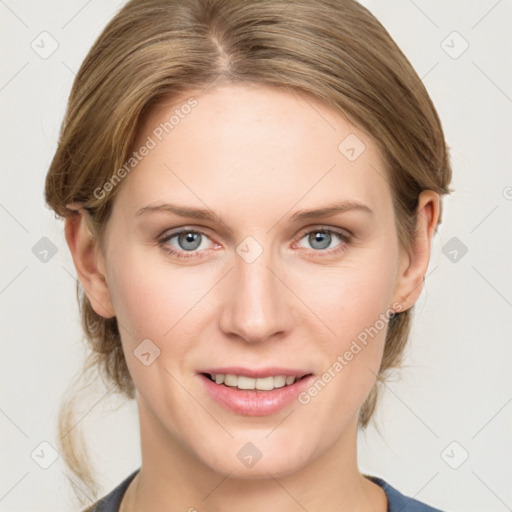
198 367 313 379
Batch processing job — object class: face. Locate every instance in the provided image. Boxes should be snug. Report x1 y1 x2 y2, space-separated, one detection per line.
97 84 407 478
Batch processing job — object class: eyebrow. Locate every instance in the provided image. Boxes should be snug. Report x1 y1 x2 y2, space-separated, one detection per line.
136 203 221 222
289 200 374 221
135 200 374 222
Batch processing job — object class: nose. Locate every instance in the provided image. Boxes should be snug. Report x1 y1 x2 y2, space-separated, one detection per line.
218 246 295 344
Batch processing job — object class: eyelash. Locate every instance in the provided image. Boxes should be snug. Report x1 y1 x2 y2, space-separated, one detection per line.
157 226 352 260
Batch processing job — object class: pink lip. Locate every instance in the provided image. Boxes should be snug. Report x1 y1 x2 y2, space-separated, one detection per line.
198 368 314 416
198 366 311 379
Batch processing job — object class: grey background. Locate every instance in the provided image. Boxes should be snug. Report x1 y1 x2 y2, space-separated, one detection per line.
1 0 511 510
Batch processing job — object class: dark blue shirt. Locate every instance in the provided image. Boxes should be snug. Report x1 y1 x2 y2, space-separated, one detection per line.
83 469 447 511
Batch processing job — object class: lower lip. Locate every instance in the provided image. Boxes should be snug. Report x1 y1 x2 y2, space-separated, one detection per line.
199 374 314 416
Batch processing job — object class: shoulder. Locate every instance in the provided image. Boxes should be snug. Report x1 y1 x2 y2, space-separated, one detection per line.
366 475 449 512
82 469 140 512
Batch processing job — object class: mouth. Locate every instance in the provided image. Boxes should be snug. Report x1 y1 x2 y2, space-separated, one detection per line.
198 368 315 416
201 372 312 391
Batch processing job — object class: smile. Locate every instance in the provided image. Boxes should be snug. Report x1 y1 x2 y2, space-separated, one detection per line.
198 368 315 416
204 373 307 391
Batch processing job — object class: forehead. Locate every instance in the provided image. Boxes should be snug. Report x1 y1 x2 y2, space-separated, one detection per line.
117 84 392 220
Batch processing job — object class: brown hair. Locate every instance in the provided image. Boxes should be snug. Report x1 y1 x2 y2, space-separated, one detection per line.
45 0 452 504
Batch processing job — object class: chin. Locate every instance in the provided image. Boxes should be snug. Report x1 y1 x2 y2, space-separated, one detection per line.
194 434 315 480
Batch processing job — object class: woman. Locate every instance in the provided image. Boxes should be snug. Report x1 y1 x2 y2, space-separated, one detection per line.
45 0 453 510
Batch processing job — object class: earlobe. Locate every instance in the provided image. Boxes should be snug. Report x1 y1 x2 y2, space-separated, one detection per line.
64 205 116 319
391 190 440 313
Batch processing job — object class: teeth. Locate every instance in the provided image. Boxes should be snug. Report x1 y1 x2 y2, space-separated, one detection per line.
211 374 298 391
224 374 238 387
273 376 286 388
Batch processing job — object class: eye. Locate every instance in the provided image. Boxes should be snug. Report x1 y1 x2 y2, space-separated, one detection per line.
157 229 217 260
157 226 351 261
295 227 351 255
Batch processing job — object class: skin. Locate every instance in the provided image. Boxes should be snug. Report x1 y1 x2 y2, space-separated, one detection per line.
65 84 439 512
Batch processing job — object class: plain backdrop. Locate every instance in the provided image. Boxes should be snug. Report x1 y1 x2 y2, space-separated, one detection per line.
1 1 511 511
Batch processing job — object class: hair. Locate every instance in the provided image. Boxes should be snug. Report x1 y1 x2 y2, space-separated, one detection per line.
44 0 453 504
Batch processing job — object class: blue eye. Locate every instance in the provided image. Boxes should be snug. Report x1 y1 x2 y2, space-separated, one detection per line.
157 226 351 260
297 228 351 254
173 231 202 251
157 229 214 260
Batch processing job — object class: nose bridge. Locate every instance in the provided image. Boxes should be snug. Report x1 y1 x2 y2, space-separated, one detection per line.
219 240 293 343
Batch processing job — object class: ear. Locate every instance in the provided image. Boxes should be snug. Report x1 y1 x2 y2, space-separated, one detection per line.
391 190 440 313
64 204 115 319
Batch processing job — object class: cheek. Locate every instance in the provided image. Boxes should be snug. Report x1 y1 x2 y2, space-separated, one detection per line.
301 254 398 344
106 250 215 348
106 257 215 404
294 247 398 398
294 272 394 434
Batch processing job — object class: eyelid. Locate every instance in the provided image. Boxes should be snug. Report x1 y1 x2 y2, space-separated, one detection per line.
294 224 352 241
158 227 219 249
